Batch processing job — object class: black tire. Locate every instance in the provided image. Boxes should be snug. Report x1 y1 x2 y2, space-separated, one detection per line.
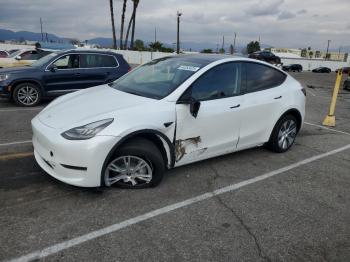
266 115 298 153
103 137 165 189
13 83 42 107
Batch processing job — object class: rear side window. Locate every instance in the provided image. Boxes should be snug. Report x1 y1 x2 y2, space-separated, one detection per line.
245 62 286 93
80 54 118 68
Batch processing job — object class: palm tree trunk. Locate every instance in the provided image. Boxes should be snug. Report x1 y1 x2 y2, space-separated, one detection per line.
124 11 134 49
130 0 139 50
109 0 117 49
119 0 127 50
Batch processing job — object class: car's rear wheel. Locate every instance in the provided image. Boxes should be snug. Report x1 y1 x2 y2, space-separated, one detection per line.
13 83 41 107
267 115 298 153
103 138 165 189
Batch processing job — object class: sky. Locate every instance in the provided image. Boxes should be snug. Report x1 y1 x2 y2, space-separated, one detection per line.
0 0 350 50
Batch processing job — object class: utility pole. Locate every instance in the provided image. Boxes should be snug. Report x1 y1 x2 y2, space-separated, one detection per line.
154 27 157 43
233 32 237 54
326 40 331 60
45 32 48 42
40 17 43 41
222 35 225 50
176 11 182 54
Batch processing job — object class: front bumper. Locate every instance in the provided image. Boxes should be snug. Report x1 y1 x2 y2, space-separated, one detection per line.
32 117 120 187
0 85 11 98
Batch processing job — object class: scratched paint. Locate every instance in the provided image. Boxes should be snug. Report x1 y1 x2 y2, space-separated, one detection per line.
175 136 201 162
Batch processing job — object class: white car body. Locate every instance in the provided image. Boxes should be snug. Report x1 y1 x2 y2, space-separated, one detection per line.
32 56 305 187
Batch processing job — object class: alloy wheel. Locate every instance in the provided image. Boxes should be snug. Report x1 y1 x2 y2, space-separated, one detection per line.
104 155 153 187
17 86 39 106
278 119 297 150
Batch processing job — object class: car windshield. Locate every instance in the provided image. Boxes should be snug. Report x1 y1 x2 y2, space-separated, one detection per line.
111 56 208 99
8 50 23 58
30 53 58 67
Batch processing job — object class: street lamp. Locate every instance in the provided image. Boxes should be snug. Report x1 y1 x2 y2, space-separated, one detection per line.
177 11 182 54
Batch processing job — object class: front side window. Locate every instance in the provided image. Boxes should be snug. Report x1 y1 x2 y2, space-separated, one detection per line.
245 62 286 93
80 54 118 68
112 57 209 99
53 54 79 69
189 62 242 101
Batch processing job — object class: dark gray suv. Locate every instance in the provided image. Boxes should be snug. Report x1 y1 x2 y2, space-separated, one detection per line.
0 50 130 106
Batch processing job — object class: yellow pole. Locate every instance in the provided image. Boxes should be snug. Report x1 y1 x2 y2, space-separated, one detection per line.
322 69 343 127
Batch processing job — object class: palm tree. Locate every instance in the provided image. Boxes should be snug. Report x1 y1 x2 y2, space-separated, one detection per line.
109 0 117 49
119 0 127 50
124 0 139 49
130 0 139 49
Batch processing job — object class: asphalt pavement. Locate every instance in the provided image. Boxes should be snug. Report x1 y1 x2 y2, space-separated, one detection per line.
1 71 350 262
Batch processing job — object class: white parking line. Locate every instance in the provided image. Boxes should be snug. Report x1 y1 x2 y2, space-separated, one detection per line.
7 143 350 262
0 140 32 147
304 122 350 136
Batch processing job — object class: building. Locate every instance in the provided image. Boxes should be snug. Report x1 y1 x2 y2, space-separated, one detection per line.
265 47 348 62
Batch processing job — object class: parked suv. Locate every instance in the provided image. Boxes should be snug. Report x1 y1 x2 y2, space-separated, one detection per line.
0 50 131 106
248 51 281 64
282 64 302 72
31 55 305 188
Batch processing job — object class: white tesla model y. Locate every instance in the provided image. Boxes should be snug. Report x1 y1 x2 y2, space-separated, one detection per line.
32 55 305 188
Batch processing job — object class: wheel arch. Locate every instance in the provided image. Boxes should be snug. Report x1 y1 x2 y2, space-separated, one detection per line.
268 108 303 142
101 129 175 186
11 79 44 97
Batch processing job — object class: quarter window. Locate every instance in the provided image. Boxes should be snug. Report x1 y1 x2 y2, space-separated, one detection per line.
190 63 242 101
245 62 286 92
80 54 117 68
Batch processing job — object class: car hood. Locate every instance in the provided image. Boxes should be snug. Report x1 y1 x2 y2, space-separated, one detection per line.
38 85 155 129
0 66 38 74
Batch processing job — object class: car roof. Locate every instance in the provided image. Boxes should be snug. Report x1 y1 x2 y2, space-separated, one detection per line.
58 49 121 56
167 54 250 64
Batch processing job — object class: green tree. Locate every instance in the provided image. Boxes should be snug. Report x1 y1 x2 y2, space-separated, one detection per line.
149 41 163 51
309 51 314 58
219 48 225 54
246 41 261 54
230 44 234 55
301 48 307 57
134 39 144 51
201 49 213 53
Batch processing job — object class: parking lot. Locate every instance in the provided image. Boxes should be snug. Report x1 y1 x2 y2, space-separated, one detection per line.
1 72 350 261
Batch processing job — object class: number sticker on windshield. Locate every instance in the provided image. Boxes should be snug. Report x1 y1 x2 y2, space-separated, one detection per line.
177 65 200 72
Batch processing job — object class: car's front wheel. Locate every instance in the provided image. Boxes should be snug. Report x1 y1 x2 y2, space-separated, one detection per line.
103 138 165 189
267 115 298 153
13 83 42 107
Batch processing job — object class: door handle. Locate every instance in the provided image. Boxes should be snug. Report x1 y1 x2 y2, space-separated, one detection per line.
274 96 282 99
230 104 240 109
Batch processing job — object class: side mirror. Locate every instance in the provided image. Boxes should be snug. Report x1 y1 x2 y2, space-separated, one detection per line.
177 88 201 118
15 55 21 60
49 64 58 72
189 98 201 118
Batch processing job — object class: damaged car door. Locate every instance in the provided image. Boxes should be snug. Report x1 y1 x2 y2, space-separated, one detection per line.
175 62 243 166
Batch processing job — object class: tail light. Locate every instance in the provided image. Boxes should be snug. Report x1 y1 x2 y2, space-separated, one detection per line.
128 67 132 72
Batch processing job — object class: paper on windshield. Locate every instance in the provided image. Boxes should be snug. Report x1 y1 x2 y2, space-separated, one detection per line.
177 65 200 72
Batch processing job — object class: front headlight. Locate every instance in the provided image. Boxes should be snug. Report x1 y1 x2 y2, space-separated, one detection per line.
0 74 10 82
61 118 114 140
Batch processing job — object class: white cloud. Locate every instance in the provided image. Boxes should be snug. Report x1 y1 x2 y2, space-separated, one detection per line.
0 0 349 50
